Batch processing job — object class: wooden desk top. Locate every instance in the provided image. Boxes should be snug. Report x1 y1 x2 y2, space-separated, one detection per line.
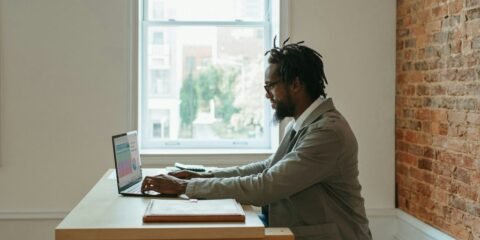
55 169 266 240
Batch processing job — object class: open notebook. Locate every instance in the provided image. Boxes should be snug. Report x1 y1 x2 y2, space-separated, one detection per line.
143 198 245 223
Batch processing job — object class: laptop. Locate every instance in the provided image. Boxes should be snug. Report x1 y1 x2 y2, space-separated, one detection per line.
111 131 162 197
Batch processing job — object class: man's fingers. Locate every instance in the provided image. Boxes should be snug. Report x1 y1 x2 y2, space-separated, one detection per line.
142 177 155 193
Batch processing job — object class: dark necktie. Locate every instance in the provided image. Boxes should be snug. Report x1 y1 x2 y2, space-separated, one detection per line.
286 129 297 152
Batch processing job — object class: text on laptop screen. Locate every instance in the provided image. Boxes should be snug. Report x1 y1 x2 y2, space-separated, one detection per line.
113 132 142 188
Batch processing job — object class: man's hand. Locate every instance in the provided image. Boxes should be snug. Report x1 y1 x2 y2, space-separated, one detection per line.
141 174 189 195
168 170 214 179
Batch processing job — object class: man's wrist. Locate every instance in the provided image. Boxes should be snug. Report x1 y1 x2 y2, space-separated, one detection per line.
203 172 214 178
179 180 189 194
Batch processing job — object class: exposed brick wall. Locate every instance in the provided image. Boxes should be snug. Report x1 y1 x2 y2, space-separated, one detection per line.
396 0 480 239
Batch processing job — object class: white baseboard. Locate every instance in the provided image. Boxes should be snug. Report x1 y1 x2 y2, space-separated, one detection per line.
0 208 455 240
394 210 455 240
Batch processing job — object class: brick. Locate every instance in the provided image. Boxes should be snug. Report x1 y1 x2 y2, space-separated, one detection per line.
397 39 404 50
405 130 417 142
424 147 436 158
403 84 416 96
465 54 480 68
415 61 429 70
453 168 471 184
466 83 480 96
455 98 478 111
416 109 432 120
447 111 467 123
446 84 465 96
436 175 452 190
426 73 441 82
466 7 480 21
408 119 422 130
404 49 416 60
431 84 446 95
432 5 449 19
433 189 449 205
447 28 462 42
416 84 429 95
437 151 458 164
426 20 442 33
412 25 426 36
467 0 480 8
465 20 480 37
439 123 449 135
418 158 433 171
396 1 480 238
433 32 449 44
408 143 425 156
398 28 410 38
410 167 424 182
398 151 417 165
405 39 416 48
457 69 477 81
424 46 439 58
439 69 458 82
417 132 433 145
447 55 464 68
441 97 456 109
402 62 412 71
460 156 475 170
404 108 416 118
432 135 448 148
472 36 480 49
425 0 440 8
397 163 409 176
448 1 464 15
466 126 480 140
449 195 467 211
432 109 448 122
449 40 462 54
428 58 444 70
446 138 467 153
396 128 405 139
448 125 467 137
452 182 479 201
467 113 480 124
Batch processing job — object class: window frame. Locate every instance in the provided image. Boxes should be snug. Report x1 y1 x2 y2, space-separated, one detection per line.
131 0 290 160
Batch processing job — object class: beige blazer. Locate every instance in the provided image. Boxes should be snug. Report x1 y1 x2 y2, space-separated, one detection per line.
186 98 372 240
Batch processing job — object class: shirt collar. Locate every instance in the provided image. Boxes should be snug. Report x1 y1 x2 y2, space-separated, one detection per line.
293 96 325 132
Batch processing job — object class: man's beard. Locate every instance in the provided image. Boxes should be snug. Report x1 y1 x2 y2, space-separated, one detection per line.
272 93 294 123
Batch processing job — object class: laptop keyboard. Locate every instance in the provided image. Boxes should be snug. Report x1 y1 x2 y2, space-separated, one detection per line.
124 183 142 194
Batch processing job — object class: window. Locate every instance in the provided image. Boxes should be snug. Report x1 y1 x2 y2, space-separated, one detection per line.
139 0 280 151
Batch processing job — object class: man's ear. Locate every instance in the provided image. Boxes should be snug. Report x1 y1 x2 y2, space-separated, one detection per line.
290 77 302 93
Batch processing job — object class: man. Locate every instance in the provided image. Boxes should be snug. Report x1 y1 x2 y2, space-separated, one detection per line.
142 39 372 240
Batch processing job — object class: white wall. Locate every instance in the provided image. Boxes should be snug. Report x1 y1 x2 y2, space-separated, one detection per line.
0 1 396 240
289 0 396 209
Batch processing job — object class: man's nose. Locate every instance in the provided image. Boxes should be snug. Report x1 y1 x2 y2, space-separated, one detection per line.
265 91 272 99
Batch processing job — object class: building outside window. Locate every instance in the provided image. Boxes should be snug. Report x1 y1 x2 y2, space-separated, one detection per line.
139 0 279 151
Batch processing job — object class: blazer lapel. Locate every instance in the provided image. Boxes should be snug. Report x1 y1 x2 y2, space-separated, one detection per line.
298 98 336 131
269 98 337 167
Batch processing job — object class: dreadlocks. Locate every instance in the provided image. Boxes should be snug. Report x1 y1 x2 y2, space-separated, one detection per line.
265 37 328 100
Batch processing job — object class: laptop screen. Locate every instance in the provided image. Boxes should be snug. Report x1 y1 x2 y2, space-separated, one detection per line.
112 131 142 189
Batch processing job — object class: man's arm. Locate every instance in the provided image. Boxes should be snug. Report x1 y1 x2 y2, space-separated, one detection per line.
142 155 274 195
185 127 342 206
210 155 273 178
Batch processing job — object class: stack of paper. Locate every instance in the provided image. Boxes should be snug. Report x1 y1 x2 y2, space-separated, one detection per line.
143 199 245 223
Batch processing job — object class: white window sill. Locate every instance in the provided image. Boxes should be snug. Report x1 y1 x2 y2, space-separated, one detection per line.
141 148 276 155
140 149 274 167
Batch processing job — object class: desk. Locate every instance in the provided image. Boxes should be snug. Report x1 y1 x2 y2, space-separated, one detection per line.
55 169 294 240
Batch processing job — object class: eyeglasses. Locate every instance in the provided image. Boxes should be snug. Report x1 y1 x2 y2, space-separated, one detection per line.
264 80 281 93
